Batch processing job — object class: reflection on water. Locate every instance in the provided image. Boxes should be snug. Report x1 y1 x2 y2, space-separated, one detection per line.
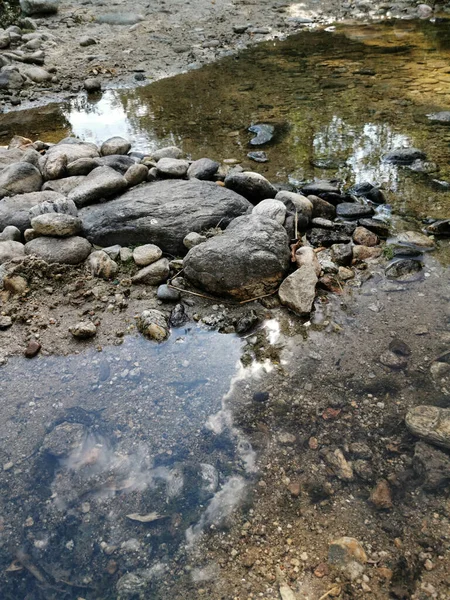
1 19 450 221
0 327 270 599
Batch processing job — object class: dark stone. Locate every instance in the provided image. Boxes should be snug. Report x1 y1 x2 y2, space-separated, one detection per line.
331 243 353 266
24 339 41 358
157 284 181 302
253 391 269 402
413 442 450 491
94 155 136 174
358 218 390 238
0 190 66 232
383 148 426 165
389 338 411 356
425 219 450 237
301 180 340 196
336 202 374 219
80 179 251 255
307 228 352 247
309 195 336 220
224 171 277 204
184 214 290 300
318 192 349 206
187 158 219 181
385 259 422 282
248 123 274 146
169 303 188 327
351 182 385 204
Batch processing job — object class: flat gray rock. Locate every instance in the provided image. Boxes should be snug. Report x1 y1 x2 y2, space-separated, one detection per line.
80 179 251 255
383 148 426 164
0 162 42 197
68 166 128 208
25 236 92 264
0 190 65 231
278 264 318 315
406 405 450 450
184 214 289 299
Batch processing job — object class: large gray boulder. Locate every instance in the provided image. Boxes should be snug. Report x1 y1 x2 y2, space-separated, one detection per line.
0 163 42 197
0 190 66 231
80 179 251 255
183 214 290 299
25 236 92 264
40 141 99 180
68 166 128 208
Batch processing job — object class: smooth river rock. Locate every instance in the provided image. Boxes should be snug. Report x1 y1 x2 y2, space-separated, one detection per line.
0 163 43 197
25 236 92 264
183 214 290 299
0 240 25 264
0 190 65 232
80 179 252 255
406 405 450 450
100 136 131 156
40 141 99 180
224 171 277 204
31 213 82 237
68 166 128 207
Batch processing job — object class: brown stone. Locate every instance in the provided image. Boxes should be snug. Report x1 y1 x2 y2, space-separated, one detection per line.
314 562 330 578
24 339 41 358
288 482 301 497
352 245 382 261
376 567 393 581
3 275 28 295
353 226 379 247
369 479 393 509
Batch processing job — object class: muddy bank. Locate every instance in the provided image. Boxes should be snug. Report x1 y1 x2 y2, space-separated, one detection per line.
0 0 443 110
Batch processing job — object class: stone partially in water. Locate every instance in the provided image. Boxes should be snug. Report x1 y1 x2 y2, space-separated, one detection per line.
406 406 450 450
383 148 426 164
385 258 422 281
137 309 169 341
248 123 274 146
351 182 385 204
187 158 219 180
336 203 374 219
427 111 450 124
247 151 268 163
301 180 340 196
396 230 435 249
101 136 131 157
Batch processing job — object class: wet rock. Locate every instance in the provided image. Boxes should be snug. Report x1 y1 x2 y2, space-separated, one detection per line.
370 479 393 509
358 218 389 238
84 77 101 93
405 405 450 450
253 198 286 224
0 226 21 242
248 123 274 146
184 214 289 299
41 141 99 180
301 180 340 196
124 163 148 187
389 338 411 356
247 151 268 163
309 195 336 220
156 158 189 178
3 274 28 294
133 244 162 267
328 537 367 580
295 246 321 277
137 309 169 341
278 265 318 315
29 196 78 219
31 214 82 237
336 202 374 219
353 245 382 261
183 232 207 249
69 321 97 339
307 228 351 247
383 148 426 164
24 338 41 358
169 303 187 327
351 182 385 204
425 219 450 236
187 158 219 181
385 259 422 281
331 243 352 266
0 162 42 197
151 146 183 161
25 236 91 264
81 179 251 255
379 350 408 369
132 258 170 285
157 284 180 302
0 240 25 264
322 448 354 481
397 230 435 249
352 225 378 246
276 190 312 228
20 0 59 16
413 441 450 491
426 111 450 124
67 167 127 208
41 422 85 457
224 170 276 204
101 136 131 157
116 572 150 600
88 250 118 279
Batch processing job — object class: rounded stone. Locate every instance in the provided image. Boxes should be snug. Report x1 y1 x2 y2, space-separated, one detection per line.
252 199 286 225
137 309 169 341
132 244 163 267
183 232 207 249
101 136 131 157
69 321 97 339
31 214 82 237
156 158 189 178
25 236 92 264
157 284 181 302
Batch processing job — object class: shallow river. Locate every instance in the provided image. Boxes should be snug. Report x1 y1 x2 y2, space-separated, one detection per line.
0 17 449 600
